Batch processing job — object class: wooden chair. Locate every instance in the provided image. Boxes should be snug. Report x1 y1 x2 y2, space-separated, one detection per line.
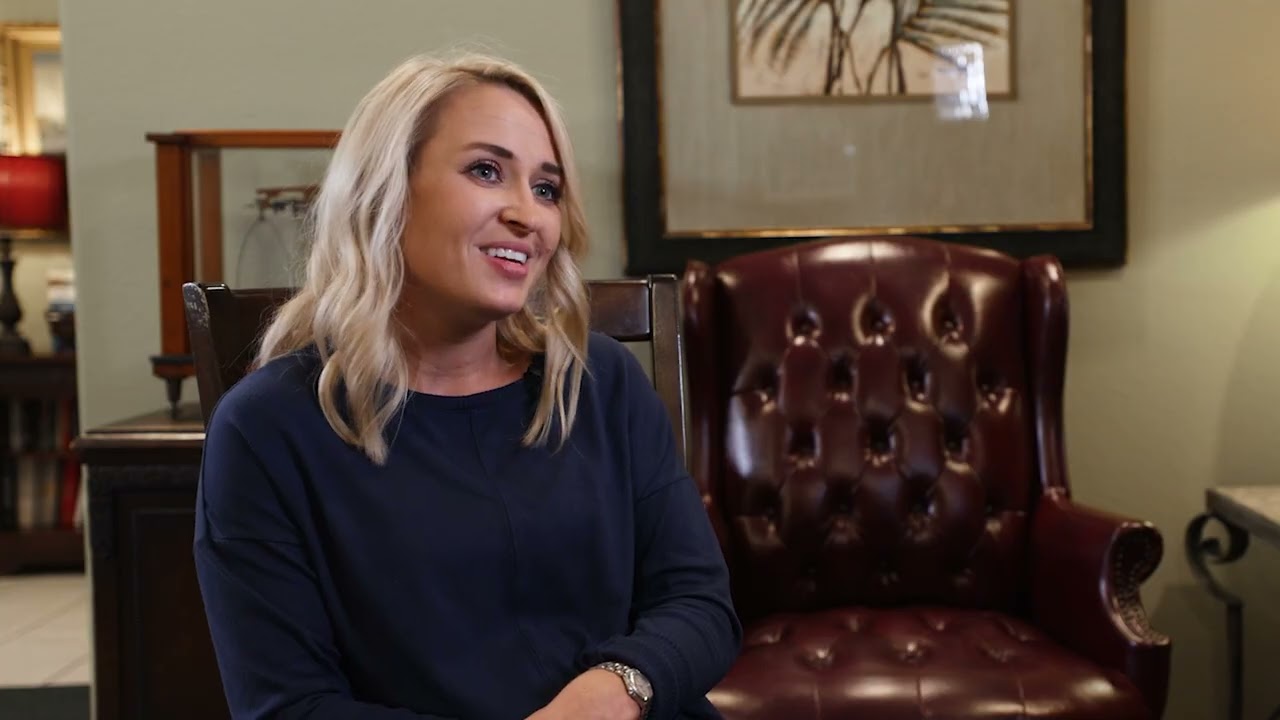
181 277 687 459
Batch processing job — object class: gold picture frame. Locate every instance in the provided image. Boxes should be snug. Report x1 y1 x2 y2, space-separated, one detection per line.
1 24 64 155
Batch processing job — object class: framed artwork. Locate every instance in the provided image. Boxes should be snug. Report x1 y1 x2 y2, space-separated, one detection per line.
617 0 1126 275
0 25 65 155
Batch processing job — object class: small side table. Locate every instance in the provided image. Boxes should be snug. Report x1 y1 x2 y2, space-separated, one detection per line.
1185 486 1280 720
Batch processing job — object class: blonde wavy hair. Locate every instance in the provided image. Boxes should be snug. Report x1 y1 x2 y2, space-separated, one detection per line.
256 53 591 464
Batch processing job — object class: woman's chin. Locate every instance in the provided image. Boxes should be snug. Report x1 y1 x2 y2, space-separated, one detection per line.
477 294 531 321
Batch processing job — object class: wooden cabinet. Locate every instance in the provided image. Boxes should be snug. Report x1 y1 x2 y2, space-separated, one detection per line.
75 404 226 720
0 353 83 574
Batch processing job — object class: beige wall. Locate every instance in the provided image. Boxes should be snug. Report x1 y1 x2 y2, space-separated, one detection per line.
1 0 68 355
1070 2 1280 717
58 0 1280 717
0 0 57 24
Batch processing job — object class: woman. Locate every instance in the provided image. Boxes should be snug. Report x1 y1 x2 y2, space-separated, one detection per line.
193 53 741 720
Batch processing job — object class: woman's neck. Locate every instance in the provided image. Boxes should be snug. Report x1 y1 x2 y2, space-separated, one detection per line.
399 317 527 397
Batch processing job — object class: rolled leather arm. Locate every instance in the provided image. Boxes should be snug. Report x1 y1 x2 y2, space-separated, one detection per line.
1030 490 1171 716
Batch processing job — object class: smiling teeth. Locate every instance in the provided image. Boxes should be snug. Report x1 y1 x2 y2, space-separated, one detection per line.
486 247 528 264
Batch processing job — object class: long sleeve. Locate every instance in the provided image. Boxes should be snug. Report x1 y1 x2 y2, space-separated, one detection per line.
193 413 454 720
585 350 743 719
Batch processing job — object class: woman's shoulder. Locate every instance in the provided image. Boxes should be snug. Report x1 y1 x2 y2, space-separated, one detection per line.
584 330 642 380
581 331 658 411
207 347 323 432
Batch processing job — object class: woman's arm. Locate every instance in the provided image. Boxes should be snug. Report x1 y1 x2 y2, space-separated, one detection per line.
581 463 743 719
579 344 744 719
194 412 454 720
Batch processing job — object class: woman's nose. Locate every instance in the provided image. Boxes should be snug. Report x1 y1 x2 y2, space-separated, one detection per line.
499 193 538 234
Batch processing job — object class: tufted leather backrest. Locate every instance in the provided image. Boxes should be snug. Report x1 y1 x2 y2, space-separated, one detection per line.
684 236 1069 623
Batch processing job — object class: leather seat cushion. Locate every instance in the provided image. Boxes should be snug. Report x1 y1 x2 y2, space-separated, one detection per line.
709 607 1150 720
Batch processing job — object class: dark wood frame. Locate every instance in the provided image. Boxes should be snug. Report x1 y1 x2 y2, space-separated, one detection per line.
617 0 1127 274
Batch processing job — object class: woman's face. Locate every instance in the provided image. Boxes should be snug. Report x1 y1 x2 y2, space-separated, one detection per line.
400 82 564 332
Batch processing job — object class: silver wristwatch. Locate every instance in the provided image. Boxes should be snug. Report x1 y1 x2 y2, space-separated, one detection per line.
594 661 653 718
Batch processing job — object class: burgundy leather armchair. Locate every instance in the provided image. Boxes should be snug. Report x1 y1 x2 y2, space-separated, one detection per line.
684 237 1170 719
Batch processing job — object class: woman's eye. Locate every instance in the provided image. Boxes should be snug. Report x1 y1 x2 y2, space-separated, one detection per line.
534 182 561 203
468 161 500 182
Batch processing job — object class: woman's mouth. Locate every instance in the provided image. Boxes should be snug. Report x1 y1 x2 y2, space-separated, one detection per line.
484 247 528 265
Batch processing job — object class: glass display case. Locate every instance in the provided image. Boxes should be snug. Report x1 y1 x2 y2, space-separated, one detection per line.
146 130 339 412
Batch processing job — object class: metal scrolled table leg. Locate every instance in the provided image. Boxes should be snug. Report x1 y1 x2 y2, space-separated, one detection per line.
1185 512 1251 720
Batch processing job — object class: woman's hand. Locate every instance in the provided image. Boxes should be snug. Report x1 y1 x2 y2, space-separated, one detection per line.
525 668 641 720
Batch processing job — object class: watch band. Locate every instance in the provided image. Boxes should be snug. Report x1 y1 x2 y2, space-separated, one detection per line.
594 661 652 718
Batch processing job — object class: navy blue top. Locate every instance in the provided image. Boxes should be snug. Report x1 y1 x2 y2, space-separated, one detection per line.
193 333 741 719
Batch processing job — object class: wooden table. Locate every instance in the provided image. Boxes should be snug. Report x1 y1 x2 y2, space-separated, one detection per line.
1185 486 1280 720
73 404 224 720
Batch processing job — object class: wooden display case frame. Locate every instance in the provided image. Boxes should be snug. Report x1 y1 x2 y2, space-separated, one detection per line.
146 130 339 400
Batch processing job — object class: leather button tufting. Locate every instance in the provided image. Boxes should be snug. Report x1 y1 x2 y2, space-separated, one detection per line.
899 641 928 664
939 309 960 336
758 365 779 395
788 425 816 459
976 371 1002 401
830 353 855 393
862 300 892 338
982 645 1013 664
790 308 820 338
943 418 968 453
753 626 785 646
763 500 781 526
910 495 932 516
803 646 834 670
868 423 893 455
903 355 929 397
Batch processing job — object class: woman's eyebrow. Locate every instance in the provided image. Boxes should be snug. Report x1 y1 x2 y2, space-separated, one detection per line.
464 141 562 177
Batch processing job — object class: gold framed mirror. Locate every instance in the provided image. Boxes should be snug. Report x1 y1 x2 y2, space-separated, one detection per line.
0 24 63 155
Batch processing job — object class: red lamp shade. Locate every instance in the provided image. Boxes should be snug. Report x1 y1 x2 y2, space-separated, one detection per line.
0 154 68 232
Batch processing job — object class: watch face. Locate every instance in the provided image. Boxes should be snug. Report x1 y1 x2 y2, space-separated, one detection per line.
625 668 653 700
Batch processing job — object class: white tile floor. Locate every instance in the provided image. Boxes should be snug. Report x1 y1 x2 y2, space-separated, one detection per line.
0 572 90 688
